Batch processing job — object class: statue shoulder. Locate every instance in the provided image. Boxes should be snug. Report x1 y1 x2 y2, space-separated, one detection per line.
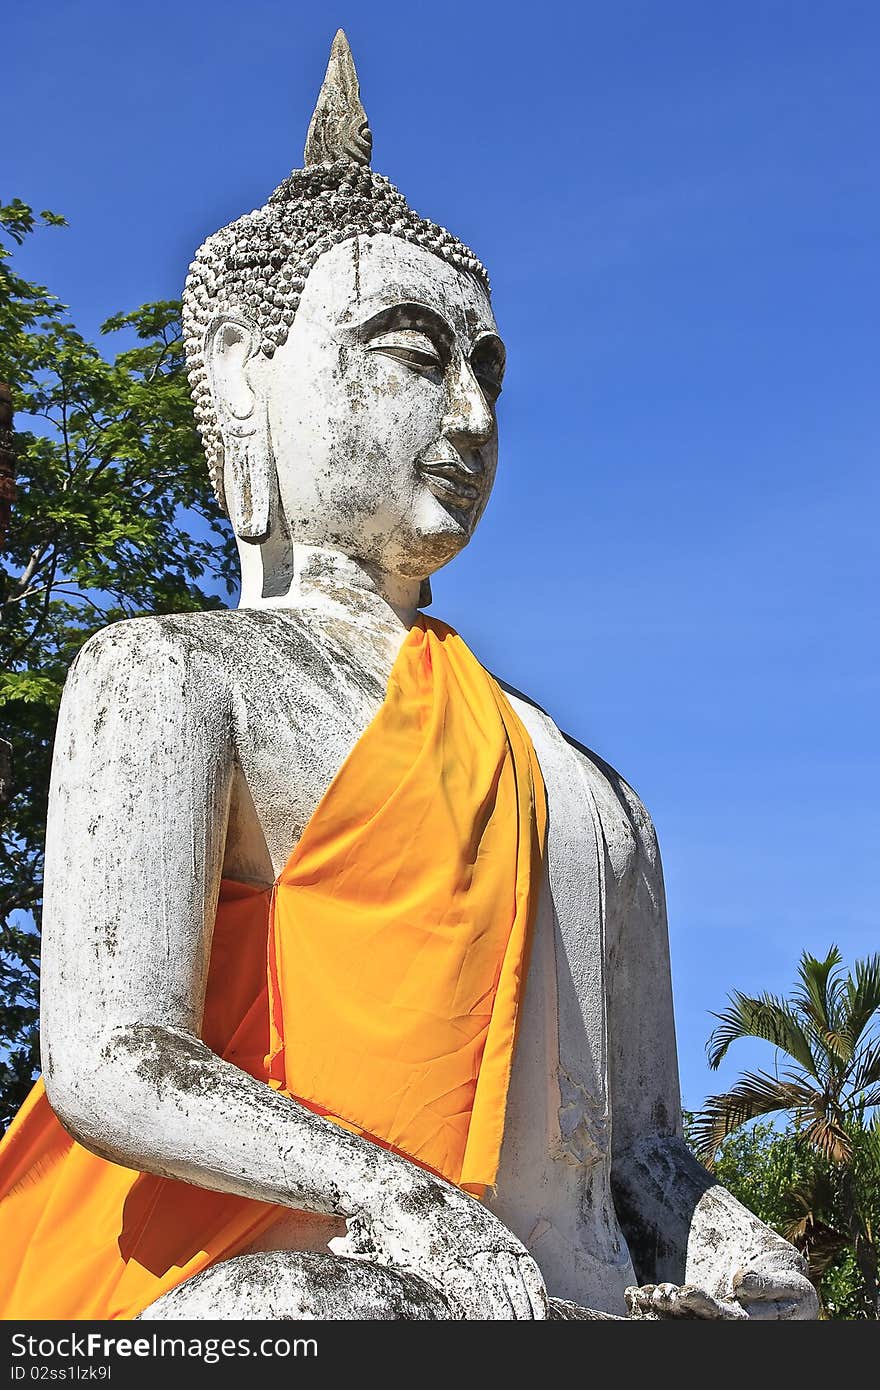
50 614 243 792
560 731 669 940
563 734 661 873
67 611 237 708
65 606 341 732
499 677 662 893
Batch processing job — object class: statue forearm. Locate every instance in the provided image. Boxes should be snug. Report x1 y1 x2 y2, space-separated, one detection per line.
44 1018 422 1222
44 1017 553 1321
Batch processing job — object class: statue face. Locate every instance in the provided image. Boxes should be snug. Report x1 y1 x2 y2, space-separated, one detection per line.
254 234 504 578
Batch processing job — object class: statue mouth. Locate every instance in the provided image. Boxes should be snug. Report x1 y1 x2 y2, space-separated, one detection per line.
417 454 482 510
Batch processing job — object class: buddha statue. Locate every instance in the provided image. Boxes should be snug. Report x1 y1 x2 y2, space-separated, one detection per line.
0 32 818 1321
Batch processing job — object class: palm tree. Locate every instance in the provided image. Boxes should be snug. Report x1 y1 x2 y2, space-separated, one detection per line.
692 945 880 1317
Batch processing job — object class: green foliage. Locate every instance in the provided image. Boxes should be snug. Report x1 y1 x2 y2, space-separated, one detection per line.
0 200 237 1129
821 1249 866 1321
693 946 880 1166
689 1117 811 1230
690 945 880 1318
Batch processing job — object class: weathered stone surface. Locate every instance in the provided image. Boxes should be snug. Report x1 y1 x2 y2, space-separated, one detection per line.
138 1252 450 1320
39 32 818 1321
136 1253 624 1321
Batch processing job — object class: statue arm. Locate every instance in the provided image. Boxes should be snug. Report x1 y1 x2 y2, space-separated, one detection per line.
605 781 817 1317
39 617 426 1220
39 618 547 1319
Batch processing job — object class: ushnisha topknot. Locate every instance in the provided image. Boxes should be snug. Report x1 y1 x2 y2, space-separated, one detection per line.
183 29 489 510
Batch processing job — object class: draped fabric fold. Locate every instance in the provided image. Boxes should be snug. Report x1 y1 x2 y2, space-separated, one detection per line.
0 616 546 1319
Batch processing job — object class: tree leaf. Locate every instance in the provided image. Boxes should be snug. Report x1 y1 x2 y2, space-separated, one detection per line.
707 990 820 1079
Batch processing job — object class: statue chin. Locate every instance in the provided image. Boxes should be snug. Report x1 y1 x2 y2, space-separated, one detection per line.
306 524 467 587
277 479 485 585
381 506 478 581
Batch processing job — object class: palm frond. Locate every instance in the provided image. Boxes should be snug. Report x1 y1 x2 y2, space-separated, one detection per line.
784 1213 811 1244
850 1084 880 1112
819 1030 855 1065
797 1226 849 1281
780 1168 838 1220
853 1114 880 1173
707 990 820 1078
850 1038 880 1095
801 1114 853 1163
843 952 880 1052
690 1070 818 1165
793 945 844 1036
778 1173 847 1277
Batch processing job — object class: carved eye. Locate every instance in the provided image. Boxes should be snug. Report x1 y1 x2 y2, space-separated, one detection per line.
366 329 443 373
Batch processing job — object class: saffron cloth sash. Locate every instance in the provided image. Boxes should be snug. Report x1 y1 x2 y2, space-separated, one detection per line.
0 616 546 1318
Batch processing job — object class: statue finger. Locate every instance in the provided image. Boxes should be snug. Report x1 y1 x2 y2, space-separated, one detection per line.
519 1255 549 1320
735 1298 789 1321
626 1283 686 1319
625 1283 657 1318
495 1251 533 1320
470 1252 516 1320
674 1285 748 1320
671 1285 727 1318
651 1282 681 1315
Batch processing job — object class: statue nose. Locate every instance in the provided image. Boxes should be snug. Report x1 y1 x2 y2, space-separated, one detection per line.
442 359 495 451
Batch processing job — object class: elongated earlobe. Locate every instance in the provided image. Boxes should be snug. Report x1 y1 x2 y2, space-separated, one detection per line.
205 318 275 542
221 424 273 541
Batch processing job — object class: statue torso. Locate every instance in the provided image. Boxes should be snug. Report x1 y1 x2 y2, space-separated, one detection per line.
150 605 639 1313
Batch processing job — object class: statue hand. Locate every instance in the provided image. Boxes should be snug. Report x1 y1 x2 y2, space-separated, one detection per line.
625 1283 749 1319
329 1172 548 1319
626 1250 819 1320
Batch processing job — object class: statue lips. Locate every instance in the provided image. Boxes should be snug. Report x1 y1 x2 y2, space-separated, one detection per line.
417 449 483 512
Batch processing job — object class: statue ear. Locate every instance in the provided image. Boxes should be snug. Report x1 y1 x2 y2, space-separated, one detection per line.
205 318 274 541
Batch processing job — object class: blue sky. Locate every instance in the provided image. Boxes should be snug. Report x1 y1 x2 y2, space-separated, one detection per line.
6 1 879 1109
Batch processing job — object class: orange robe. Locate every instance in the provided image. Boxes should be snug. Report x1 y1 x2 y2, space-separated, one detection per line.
0 616 546 1319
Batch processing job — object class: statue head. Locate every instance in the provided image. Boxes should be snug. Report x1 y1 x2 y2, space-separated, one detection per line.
183 31 503 595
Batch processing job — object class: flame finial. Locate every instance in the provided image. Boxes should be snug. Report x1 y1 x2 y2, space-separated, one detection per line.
304 30 372 167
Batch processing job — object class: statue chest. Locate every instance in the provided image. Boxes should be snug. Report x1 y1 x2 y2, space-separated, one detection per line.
221 613 400 884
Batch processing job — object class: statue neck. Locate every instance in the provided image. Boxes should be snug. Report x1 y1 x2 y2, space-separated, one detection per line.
235 535 422 632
